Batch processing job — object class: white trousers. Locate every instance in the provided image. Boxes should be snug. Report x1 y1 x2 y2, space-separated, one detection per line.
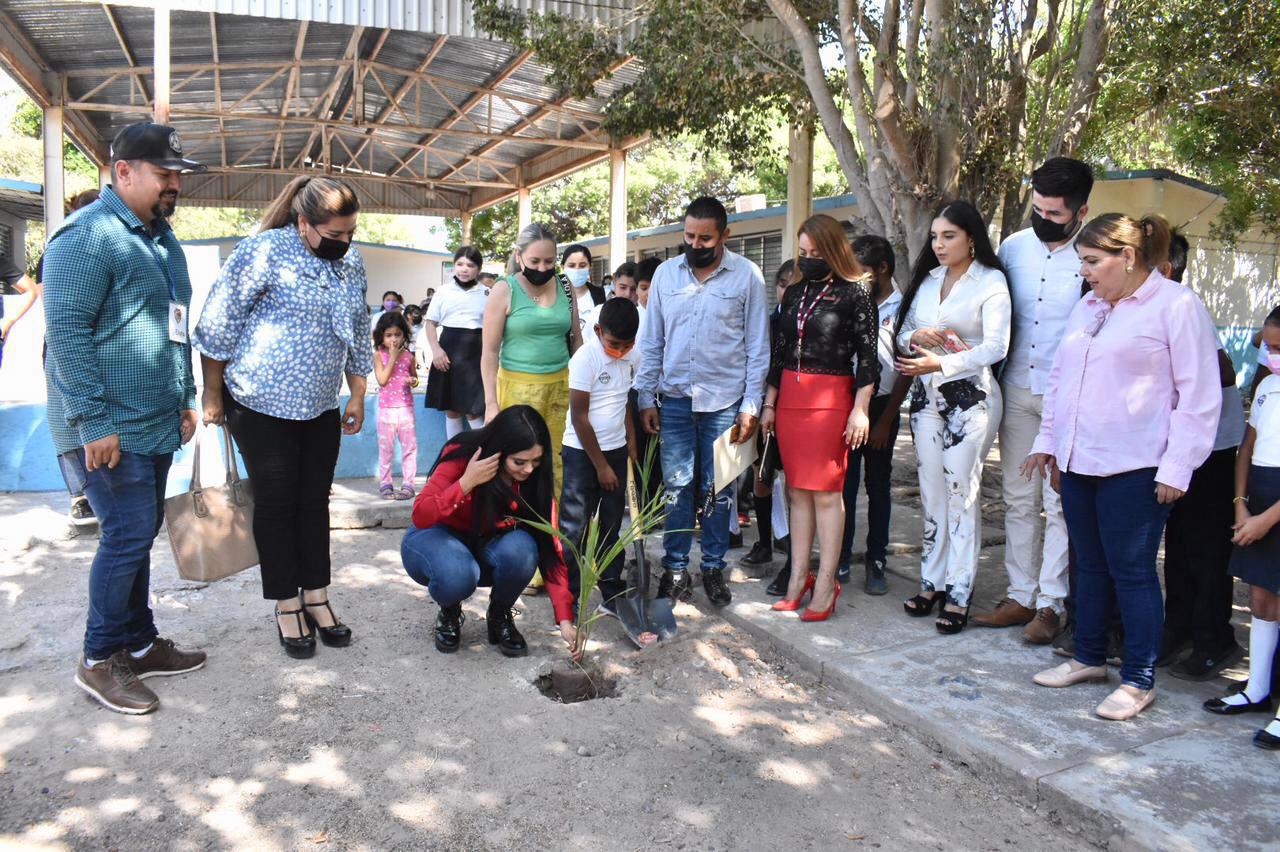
911 378 1001 607
998 382 1069 612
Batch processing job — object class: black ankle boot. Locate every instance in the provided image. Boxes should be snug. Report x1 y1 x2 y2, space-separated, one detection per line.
434 604 464 654
657 569 693 602
864 559 889 596
766 559 792 597
486 603 527 657
702 569 732 607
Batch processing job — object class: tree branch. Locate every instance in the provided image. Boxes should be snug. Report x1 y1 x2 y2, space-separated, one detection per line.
763 0 887 234
1049 0 1112 154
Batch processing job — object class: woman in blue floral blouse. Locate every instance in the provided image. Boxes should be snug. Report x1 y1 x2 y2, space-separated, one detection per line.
193 176 374 660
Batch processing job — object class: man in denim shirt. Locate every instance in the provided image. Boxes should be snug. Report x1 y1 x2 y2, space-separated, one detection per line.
44 123 208 715
636 197 770 607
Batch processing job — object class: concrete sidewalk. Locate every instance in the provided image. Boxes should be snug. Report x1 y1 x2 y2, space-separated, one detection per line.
713 543 1275 852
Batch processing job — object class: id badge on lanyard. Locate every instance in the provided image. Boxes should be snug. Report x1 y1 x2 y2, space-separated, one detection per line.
144 236 187 344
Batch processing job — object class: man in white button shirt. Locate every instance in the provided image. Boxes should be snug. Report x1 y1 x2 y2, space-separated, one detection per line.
975 158 1093 643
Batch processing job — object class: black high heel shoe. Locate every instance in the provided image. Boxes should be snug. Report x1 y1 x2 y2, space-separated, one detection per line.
903 591 944 617
303 598 352 647
935 603 972 635
276 606 317 659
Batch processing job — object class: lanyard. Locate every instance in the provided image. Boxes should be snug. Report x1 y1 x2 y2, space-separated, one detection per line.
141 230 179 302
793 281 831 378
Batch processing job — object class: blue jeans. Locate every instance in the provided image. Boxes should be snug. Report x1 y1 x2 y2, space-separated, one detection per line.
560 446 629 603
1059 468 1171 690
840 394 899 567
658 396 738 574
401 525 538 611
78 450 172 660
58 451 87 499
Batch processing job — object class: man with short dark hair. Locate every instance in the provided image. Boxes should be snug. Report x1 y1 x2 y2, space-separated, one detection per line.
44 121 208 714
975 157 1093 643
635 196 769 607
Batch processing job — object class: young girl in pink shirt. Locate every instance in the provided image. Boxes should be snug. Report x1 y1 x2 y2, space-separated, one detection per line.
374 311 419 499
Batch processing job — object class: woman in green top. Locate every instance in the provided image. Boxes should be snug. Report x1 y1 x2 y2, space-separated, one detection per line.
481 222 581 492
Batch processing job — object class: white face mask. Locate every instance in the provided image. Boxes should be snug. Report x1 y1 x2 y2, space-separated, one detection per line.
565 267 591 287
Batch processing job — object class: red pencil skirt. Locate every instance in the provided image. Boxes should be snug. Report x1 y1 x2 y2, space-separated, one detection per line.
775 369 854 492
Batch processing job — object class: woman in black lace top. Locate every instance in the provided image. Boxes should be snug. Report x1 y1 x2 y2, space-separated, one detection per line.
760 214 880 621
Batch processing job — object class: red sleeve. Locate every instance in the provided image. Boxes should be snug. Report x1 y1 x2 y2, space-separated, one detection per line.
411 456 468 528
539 498 576 624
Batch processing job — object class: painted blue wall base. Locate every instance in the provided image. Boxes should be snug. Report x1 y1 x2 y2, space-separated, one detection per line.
0 395 450 494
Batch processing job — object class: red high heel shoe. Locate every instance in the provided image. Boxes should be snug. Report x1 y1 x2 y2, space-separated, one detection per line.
801 581 842 622
771 573 815 612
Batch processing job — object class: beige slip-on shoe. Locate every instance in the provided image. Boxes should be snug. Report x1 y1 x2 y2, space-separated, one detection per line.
1095 685 1155 721
1033 660 1109 688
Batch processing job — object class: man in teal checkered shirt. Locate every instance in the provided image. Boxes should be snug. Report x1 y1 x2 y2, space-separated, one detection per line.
44 122 210 715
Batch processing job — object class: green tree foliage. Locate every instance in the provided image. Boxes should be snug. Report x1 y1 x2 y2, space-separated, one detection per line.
1083 0 1279 239
473 0 1115 265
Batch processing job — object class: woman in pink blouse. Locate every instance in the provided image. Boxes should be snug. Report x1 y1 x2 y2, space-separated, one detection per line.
1025 214 1220 721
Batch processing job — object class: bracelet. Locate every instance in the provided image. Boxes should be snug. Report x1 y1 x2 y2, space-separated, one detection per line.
762 403 776 411
1233 496 1248 504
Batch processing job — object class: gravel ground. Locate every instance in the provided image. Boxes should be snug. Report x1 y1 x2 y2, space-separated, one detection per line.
0 527 1096 851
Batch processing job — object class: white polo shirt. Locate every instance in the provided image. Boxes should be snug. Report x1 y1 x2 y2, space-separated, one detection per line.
425 279 489 330
998 227 1086 395
563 335 640 452
1249 374 1280 467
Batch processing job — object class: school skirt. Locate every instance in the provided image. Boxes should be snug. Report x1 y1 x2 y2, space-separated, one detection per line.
775 369 854 492
425 327 485 417
1231 464 1280 593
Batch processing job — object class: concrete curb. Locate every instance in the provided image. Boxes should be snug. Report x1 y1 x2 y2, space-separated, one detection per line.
705 598 1142 850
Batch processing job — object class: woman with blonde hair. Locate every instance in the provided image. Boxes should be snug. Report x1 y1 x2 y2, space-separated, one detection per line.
194 176 373 659
480 222 582 492
759 214 880 621
1027 213 1220 721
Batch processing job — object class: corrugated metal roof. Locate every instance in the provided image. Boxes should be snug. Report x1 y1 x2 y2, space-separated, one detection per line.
94 0 646 39
0 0 647 214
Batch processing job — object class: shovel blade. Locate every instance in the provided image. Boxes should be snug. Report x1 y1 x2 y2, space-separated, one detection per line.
645 596 678 640
612 596 655 649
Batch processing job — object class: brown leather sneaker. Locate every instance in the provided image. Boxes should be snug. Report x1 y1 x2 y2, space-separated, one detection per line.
972 597 1035 628
128 637 207 679
75 652 160 715
1023 608 1060 645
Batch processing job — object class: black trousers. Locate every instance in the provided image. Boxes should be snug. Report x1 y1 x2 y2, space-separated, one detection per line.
840 394 900 566
1162 446 1238 653
560 445 629 604
224 390 342 600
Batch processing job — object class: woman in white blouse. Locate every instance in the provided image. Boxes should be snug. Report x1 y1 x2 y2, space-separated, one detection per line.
423 246 490 439
894 201 1012 633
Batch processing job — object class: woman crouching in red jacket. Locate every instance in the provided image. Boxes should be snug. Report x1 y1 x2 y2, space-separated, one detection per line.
402 405 575 656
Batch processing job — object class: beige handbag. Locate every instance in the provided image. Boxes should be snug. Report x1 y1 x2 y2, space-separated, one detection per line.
165 425 259 582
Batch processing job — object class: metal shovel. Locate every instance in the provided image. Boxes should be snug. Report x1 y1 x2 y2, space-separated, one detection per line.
612 458 678 645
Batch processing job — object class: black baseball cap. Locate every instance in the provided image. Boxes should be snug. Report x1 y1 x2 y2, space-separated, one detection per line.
109 122 206 173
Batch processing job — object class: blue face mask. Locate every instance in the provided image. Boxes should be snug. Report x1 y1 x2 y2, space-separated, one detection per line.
565 267 591 287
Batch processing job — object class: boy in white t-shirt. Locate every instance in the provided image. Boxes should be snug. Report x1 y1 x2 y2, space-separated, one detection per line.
560 298 642 614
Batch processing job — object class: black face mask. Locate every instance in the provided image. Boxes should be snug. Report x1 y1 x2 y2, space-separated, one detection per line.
522 266 556 286
797 256 832 281
305 228 350 261
683 243 718 269
454 275 477 290
1030 211 1079 244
